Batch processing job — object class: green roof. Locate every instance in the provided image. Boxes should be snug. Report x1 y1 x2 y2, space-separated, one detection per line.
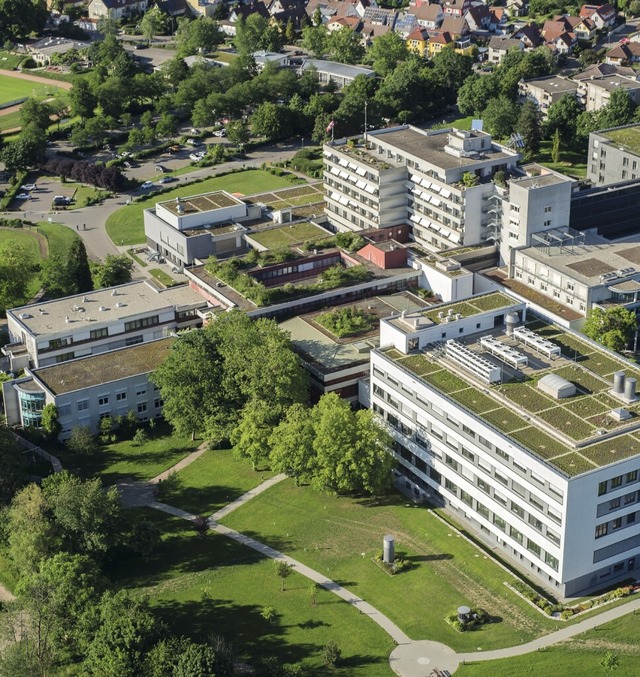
422 292 515 324
602 126 640 156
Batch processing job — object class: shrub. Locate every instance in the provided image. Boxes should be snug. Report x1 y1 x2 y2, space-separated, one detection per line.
133 428 149 446
66 425 96 455
322 641 341 669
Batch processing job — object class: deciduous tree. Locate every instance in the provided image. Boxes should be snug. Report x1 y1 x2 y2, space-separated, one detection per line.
0 241 36 312
584 307 637 353
327 26 364 64
91 254 133 288
269 403 316 484
366 31 409 77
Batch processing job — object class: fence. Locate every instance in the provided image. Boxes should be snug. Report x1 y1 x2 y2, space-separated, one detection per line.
10 431 62 473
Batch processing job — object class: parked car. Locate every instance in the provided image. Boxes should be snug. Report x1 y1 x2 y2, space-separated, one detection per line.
15 193 31 200
158 176 177 184
168 145 181 154
214 128 226 138
52 195 71 205
189 153 203 161
134 43 149 50
155 165 166 173
123 161 132 169
186 138 200 146
141 181 155 189
21 183 37 191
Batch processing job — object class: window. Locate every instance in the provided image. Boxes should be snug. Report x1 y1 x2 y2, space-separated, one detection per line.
55 352 75 363
610 498 621 510
529 495 544 512
116 391 127 401
462 425 476 439
494 490 507 507
495 448 509 461
545 553 559 571
77 399 89 411
136 386 147 397
461 490 473 507
548 507 562 525
547 529 560 546
445 478 458 495
625 492 636 505
124 315 159 332
513 459 527 474
445 455 459 471
98 395 109 407
510 526 523 544
613 517 623 530
598 481 608 496
126 336 143 346
612 476 623 489
58 404 71 417
49 337 71 349
511 501 524 518
137 402 147 414
90 327 108 340
512 480 526 498
595 523 608 539
529 514 543 531
544 219 552 227
627 512 636 525
494 515 506 531
477 477 491 494
462 448 475 462
627 471 638 483
477 502 490 519
544 206 552 213
527 539 541 557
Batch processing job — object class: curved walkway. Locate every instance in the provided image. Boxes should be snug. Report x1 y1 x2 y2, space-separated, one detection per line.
132 472 640 676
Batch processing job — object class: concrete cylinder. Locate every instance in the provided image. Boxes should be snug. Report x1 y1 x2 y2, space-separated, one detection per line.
625 377 637 401
505 311 519 336
383 535 395 564
614 371 626 395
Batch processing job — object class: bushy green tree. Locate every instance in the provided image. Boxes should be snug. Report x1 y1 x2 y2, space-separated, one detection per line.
175 16 223 57
584 307 637 353
0 241 36 312
269 403 316 484
40 404 60 438
252 102 291 141
366 31 409 77
91 254 133 289
517 99 542 155
482 95 519 140
327 26 364 64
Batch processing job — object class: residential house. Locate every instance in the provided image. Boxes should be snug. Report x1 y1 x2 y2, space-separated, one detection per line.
573 62 637 81
507 0 527 17
406 26 429 55
362 6 397 26
579 3 616 30
327 15 362 31
489 7 508 32
229 1 270 23
428 30 453 56
87 0 148 20
29 37 89 65
394 10 418 36
465 4 491 32
488 35 524 64
541 17 576 54
410 2 443 30
359 20 392 44
514 22 542 48
569 16 597 42
305 0 369 23
442 0 471 18
156 0 189 18
263 0 308 26
606 42 640 66
252 50 290 69
578 75 640 112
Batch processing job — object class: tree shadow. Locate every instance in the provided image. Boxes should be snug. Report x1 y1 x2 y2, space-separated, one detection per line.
405 553 453 563
297 619 330 630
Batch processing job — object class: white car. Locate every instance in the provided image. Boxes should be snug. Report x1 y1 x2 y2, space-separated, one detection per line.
15 193 31 200
141 181 155 189
189 153 204 161
214 128 226 138
21 183 37 191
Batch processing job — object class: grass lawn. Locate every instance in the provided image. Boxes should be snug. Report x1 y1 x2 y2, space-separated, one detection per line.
105 170 297 246
450 116 474 131
149 268 177 287
112 510 394 675
36 221 80 255
59 425 199 484
0 72 65 105
221 479 558 651
0 109 21 133
457 613 640 676
0 50 25 70
249 222 329 249
534 140 587 179
602 127 640 155
158 448 275 516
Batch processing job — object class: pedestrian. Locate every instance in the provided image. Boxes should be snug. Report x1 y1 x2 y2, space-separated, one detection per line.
83 223 86 231
76 224 79 231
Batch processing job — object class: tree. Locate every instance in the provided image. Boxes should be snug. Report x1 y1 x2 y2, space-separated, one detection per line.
544 93 582 144
69 78 97 121
175 17 223 57
366 31 409 77
309 583 319 607
457 73 500 117
322 640 341 669
15 553 103 665
83 590 162 677
252 102 291 141
481 95 519 140
231 400 278 470
431 48 473 104
311 394 393 496
517 100 542 155
285 18 296 45
327 26 364 64
601 651 619 674
66 425 97 455
269 403 316 484
584 307 637 353
275 560 292 592
20 98 52 131
40 404 60 438
0 241 35 311
551 128 561 164
140 6 165 44
155 112 177 139
0 0 48 42
260 605 276 623
301 24 327 57
41 237 93 298
598 88 636 130
225 119 250 146
42 472 124 560
1 130 46 171
92 254 133 288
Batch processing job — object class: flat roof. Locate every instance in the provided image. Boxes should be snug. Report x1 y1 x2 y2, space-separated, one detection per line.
384 320 640 477
9 280 206 337
588 75 640 93
519 234 640 286
511 164 573 189
158 191 243 216
33 337 173 395
368 127 514 171
281 293 426 373
600 125 640 156
301 59 375 79
523 75 579 95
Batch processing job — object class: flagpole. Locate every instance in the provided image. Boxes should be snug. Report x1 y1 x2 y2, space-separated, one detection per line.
331 117 335 145
364 100 368 145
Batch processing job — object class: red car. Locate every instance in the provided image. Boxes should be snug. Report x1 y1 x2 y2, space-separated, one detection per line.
620 37 631 45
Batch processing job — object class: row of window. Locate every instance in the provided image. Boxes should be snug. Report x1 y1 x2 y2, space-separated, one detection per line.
72 385 150 413
124 315 159 332
598 471 639 497
595 511 637 539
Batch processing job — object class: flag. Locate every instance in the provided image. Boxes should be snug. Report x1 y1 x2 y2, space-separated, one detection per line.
326 120 335 134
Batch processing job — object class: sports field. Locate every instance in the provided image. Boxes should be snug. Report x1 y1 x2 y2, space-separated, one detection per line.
0 73 63 105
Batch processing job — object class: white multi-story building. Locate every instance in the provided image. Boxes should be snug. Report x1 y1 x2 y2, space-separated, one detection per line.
365 291 640 596
2 338 172 439
3 280 208 370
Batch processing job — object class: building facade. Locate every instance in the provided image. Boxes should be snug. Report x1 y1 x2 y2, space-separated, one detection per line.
366 292 640 596
588 125 640 185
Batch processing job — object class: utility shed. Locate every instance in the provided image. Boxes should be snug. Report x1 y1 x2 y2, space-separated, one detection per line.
538 373 576 399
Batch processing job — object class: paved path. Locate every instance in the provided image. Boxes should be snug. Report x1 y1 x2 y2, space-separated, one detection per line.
149 441 208 484
210 474 286 521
